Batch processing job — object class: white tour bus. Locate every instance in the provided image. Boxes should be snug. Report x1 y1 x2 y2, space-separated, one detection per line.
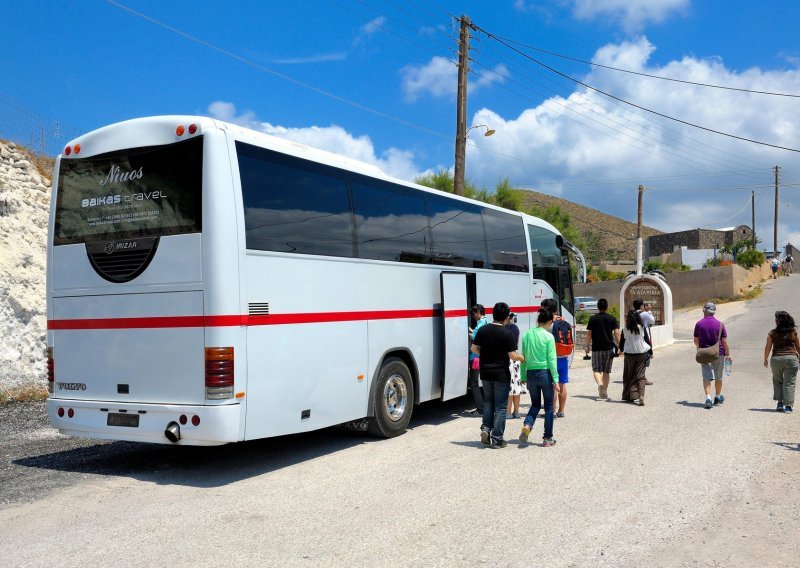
46 116 579 445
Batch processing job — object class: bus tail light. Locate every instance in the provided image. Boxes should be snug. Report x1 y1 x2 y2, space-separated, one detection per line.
188 123 197 134
47 347 54 394
205 347 234 400
176 125 185 136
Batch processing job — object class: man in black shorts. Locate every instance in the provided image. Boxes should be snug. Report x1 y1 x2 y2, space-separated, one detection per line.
584 298 620 400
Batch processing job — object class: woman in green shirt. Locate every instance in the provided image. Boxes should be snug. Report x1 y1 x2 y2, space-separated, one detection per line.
519 309 560 447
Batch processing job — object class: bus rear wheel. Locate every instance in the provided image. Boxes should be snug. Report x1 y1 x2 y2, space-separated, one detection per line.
367 358 414 438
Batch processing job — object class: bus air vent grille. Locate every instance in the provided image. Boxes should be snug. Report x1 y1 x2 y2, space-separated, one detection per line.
85 237 160 283
249 303 270 315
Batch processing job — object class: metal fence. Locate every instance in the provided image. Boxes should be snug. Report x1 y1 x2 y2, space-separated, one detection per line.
0 94 83 157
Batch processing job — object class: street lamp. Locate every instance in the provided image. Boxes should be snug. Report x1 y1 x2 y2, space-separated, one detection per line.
454 124 495 196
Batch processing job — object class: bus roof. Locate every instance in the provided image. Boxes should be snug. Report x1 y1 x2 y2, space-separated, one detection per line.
64 115 562 236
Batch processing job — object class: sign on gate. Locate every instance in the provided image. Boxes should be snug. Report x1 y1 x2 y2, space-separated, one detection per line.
623 278 665 325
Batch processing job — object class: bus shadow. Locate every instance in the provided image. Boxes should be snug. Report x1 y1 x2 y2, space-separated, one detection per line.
13 397 472 489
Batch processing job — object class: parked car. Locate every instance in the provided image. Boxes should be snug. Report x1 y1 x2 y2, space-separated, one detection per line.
574 296 599 313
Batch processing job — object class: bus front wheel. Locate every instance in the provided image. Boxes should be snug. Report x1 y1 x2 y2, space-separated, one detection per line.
367 358 414 438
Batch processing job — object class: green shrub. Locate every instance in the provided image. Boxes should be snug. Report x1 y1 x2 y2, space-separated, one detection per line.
608 306 620 320
575 311 590 325
736 248 766 269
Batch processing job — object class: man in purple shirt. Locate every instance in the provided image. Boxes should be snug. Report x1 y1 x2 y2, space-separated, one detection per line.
693 302 733 409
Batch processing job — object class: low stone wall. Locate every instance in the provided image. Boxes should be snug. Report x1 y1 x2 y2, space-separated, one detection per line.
576 261 770 312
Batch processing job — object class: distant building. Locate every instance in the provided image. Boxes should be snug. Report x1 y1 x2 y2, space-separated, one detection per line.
647 225 753 257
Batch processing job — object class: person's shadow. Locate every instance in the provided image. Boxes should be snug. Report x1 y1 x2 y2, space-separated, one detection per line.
676 400 707 408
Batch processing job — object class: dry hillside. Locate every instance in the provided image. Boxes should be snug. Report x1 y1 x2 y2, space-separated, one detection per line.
516 189 662 262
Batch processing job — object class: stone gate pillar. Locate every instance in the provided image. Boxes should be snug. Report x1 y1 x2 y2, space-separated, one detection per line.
619 274 674 348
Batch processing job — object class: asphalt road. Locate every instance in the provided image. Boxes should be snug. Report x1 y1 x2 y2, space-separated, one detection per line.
1 277 799 567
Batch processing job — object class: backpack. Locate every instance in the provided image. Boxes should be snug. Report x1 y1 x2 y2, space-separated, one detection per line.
552 318 574 357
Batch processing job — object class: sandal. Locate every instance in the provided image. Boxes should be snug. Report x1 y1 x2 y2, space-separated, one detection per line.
556 412 565 418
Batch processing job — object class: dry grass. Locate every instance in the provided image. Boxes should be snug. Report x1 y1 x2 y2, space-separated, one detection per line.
0 137 54 180
0 383 49 404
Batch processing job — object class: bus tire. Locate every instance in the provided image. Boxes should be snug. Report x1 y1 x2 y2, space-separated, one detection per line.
367 358 414 438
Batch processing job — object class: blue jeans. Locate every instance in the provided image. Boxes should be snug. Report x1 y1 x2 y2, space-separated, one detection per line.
523 370 554 439
481 380 511 443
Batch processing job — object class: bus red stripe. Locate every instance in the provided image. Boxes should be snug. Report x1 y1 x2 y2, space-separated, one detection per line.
48 305 542 330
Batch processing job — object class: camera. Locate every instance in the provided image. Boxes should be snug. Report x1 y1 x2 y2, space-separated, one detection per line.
509 312 518 324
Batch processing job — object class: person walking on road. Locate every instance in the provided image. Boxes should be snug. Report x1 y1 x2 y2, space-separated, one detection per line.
694 302 732 409
519 308 560 447
542 298 572 417
471 302 524 448
505 313 526 419
634 299 656 386
771 257 781 279
585 298 620 400
467 304 488 416
763 310 800 413
783 254 793 276
620 310 652 406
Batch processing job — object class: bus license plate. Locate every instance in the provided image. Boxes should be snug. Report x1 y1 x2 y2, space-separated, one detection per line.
107 413 139 428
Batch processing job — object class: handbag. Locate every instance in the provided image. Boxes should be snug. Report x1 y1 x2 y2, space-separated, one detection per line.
695 323 723 364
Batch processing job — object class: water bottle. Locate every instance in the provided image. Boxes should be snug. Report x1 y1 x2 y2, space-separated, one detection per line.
724 358 732 376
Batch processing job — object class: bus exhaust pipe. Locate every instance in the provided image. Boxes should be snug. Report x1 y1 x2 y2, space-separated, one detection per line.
164 421 181 443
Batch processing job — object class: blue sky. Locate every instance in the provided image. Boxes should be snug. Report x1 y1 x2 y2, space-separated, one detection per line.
4 0 800 252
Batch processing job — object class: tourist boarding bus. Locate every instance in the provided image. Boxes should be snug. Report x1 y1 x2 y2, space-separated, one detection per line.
46 116 579 445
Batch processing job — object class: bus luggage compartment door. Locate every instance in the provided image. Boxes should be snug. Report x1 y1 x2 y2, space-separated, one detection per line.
440 271 471 401
50 291 206 404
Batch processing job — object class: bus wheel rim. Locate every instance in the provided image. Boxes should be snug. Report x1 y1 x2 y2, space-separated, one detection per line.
384 374 408 422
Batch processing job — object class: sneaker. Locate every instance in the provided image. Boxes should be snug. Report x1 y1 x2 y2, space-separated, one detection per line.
645 380 653 386
543 437 557 447
468 409 482 417
637 399 645 406
784 406 794 414
480 430 491 445
489 439 508 448
519 426 531 443
713 395 725 406
777 402 785 412
556 412 565 418
704 399 713 409
510 412 520 419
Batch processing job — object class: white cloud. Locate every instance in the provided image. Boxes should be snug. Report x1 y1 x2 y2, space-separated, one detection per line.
272 52 347 65
352 16 386 47
206 101 427 181
464 37 800 244
571 0 690 33
400 56 508 102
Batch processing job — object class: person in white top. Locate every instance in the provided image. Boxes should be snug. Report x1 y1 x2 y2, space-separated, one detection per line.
620 310 652 405
633 299 656 385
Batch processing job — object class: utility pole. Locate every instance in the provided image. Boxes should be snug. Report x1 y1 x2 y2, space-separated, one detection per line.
751 190 756 250
636 184 644 275
774 165 780 257
453 15 471 196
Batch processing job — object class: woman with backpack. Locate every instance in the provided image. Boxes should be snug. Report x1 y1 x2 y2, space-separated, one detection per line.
620 310 652 406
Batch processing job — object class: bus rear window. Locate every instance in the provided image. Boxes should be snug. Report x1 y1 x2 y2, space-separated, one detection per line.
54 136 203 245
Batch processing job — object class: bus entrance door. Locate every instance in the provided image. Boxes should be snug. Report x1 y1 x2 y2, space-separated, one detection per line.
440 271 472 401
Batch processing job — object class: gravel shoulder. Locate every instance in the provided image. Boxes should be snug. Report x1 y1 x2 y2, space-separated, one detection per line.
1 278 798 567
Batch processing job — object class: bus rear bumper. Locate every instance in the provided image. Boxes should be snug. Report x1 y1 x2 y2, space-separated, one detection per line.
47 399 242 446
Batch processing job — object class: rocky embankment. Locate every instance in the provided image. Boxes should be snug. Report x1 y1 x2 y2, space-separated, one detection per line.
0 141 50 389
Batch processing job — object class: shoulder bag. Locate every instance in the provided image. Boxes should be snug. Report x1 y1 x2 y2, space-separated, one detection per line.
695 322 723 364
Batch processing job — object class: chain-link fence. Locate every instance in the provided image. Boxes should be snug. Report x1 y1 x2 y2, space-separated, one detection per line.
0 94 84 157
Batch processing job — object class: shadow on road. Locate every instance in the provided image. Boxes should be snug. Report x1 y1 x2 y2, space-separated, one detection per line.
772 442 800 452
12 397 472 489
748 408 784 413
676 400 707 408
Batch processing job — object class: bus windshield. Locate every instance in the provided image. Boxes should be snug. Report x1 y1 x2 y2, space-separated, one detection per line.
53 136 203 245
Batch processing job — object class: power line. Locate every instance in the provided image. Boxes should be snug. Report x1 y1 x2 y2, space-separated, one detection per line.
105 1 451 141
482 32 800 98
476 24 800 153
